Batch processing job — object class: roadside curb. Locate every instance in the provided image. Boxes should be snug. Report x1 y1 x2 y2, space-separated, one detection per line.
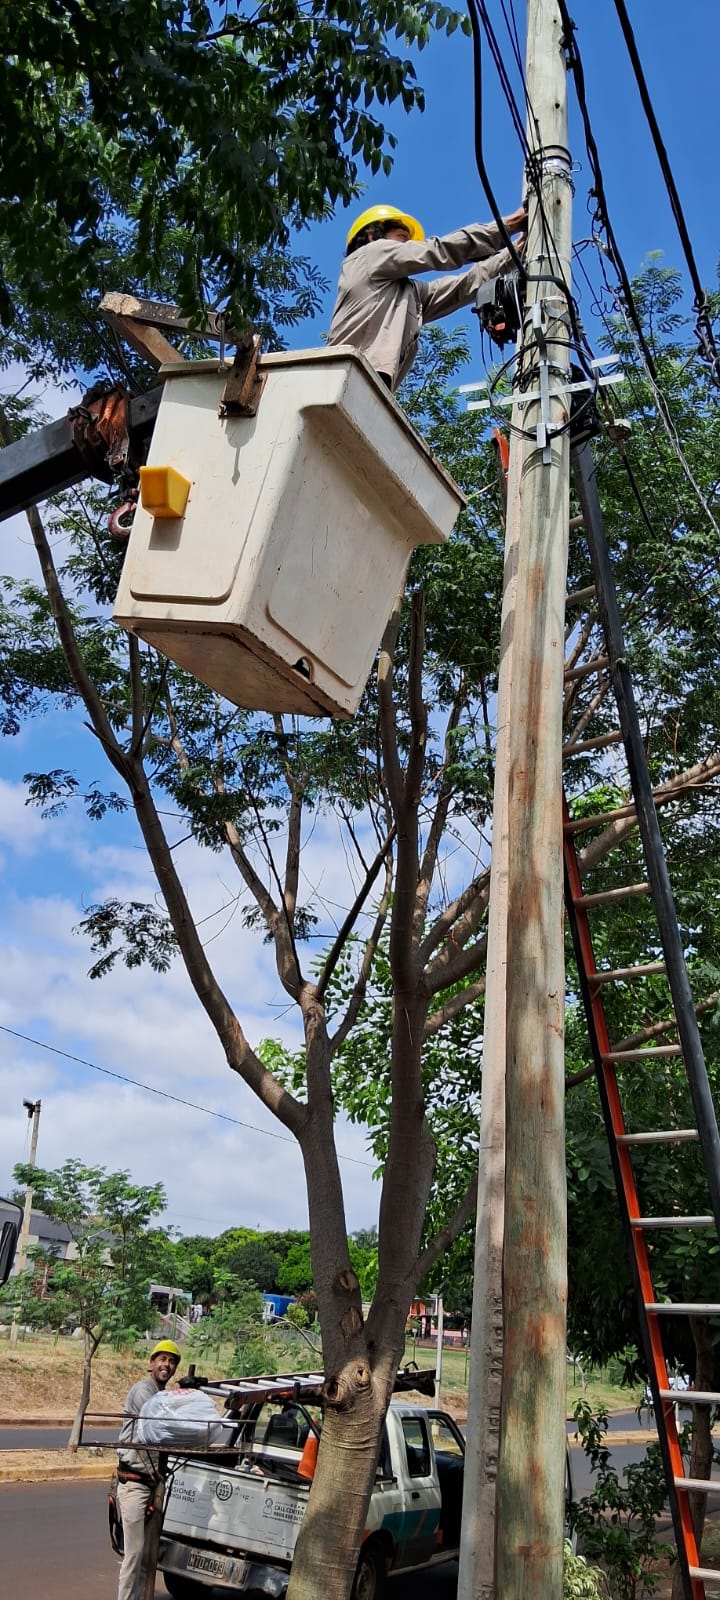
0 1461 112 1484
0 1415 118 1427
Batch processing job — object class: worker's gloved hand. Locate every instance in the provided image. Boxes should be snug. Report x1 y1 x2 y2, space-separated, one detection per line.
504 206 528 234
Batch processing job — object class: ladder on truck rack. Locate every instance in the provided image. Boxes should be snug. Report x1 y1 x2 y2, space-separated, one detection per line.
562 442 720 1600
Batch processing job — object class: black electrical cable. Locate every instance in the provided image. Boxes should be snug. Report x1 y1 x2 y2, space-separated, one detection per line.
465 0 527 273
556 0 664 390
610 0 720 386
475 0 530 152
573 246 720 643
0 1022 375 1169
468 0 595 383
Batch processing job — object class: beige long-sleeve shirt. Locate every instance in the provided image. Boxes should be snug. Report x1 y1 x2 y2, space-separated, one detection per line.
328 220 511 389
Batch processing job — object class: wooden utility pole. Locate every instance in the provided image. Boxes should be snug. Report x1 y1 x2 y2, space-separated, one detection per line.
457 442 522 1600
9 1098 42 1349
496 1 572 1595
459 2 572 1595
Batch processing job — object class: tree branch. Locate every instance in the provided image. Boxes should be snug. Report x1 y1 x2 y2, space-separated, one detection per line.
417 866 491 971
0 403 128 784
423 977 486 1040
223 816 303 1001
565 993 719 1090
328 847 395 1054
123 755 306 1134
415 1170 478 1282
577 753 720 876
284 783 303 925
413 678 466 946
128 635 145 752
425 931 489 996
316 825 395 1003
377 589 404 817
405 589 427 810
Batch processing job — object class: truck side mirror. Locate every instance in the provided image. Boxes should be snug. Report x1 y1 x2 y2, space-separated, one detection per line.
0 1220 19 1285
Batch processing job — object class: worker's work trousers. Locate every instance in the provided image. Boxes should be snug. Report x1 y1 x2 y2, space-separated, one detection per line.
117 1479 153 1600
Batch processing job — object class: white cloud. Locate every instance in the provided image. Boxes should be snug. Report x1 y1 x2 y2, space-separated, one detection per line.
0 779 48 855
0 795 382 1236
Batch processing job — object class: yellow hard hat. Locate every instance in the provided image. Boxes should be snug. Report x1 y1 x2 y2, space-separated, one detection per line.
346 204 424 248
150 1339 181 1360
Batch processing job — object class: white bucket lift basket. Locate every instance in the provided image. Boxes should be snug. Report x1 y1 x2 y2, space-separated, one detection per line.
113 347 465 718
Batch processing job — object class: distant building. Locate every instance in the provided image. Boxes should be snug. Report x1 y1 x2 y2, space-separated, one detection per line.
261 1293 296 1323
0 1202 74 1276
148 1283 192 1317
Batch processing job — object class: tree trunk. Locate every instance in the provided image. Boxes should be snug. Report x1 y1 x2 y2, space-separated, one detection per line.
68 1330 96 1450
286 1003 428 1600
287 1355 398 1600
671 1317 715 1600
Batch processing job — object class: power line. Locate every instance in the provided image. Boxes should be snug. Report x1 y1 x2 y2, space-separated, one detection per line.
609 0 720 387
465 0 589 377
0 1023 375 1170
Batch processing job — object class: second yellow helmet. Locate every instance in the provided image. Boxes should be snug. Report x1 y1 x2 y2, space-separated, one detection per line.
346 204 424 248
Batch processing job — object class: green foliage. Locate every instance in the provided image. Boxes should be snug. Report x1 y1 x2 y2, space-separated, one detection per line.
2 1159 166 1348
570 1402 670 1600
276 1238 314 1295
75 899 177 979
0 0 464 369
564 1542 608 1600
185 1281 321 1373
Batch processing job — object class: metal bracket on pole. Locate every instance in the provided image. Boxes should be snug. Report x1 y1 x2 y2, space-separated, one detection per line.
531 303 559 463
458 356 623 442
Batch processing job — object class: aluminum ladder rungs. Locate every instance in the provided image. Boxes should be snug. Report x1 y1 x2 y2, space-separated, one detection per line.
590 961 666 986
618 1129 698 1144
632 1216 714 1229
564 655 610 682
661 1391 720 1405
563 730 625 757
573 881 650 909
675 1478 720 1494
646 1304 720 1316
602 1045 683 1062
688 1568 720 1585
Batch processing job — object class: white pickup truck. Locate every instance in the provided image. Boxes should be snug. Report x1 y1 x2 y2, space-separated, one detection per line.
151 1369 465 1600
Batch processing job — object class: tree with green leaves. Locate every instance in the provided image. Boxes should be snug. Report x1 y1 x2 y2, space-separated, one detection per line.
4 253 720 1594
0 322 507 1599
1 1160 166 1448
1 0 464 378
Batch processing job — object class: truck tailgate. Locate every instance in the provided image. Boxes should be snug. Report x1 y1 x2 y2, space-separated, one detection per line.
165 1461 308 1561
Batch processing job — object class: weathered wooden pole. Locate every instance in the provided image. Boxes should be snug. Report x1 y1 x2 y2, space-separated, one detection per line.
457 441 522 1600
495 1 572 1595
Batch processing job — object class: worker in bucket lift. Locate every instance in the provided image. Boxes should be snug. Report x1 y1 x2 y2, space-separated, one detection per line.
328 202 527 392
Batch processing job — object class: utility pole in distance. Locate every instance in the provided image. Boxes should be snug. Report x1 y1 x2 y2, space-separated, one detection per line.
9 1098 42 1349
496 1 572 1596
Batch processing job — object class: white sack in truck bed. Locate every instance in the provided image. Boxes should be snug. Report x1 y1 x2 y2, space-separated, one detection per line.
135 1389 226 1448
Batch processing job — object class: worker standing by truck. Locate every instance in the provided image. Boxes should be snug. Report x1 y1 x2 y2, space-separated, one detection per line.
328 202 527 391
115 1339 181 1600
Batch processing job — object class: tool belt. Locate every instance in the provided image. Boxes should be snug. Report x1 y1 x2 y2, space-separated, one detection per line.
117 1461 157 1489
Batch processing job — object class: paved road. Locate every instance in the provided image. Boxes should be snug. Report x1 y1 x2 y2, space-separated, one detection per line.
0 1480 459 1599
0 1424 118 1450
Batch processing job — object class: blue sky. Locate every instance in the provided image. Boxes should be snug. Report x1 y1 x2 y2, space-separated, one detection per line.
1 1 718 1241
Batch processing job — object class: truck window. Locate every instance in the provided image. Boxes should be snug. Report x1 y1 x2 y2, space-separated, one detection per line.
401 1415 431 1478
430 1415 464 1458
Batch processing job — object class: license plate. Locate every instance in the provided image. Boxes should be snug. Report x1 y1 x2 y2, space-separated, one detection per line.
186 1549 247 1583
